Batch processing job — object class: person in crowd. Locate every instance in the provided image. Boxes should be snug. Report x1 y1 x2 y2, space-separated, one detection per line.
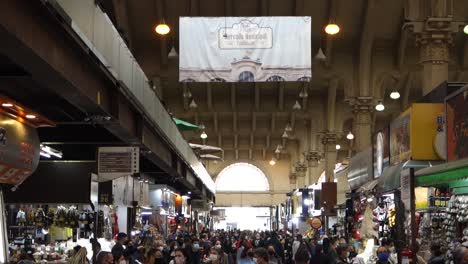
190 238 203 264
347 245 357 264
294 246 310 264
336 245 349 264
154 249 166 264
310 245 327 264
292 235 303 261
238 245 255 264
427 242 444 264
267 245 282 264
453 246 468 264
253 248 269 264
323 238 338 264
253 233 265 248
376 246 390 264
17 252 35 264
213 241 231 264
204 247 224 264
170 249 187 264
308 238 317 258
92 239 103 264
68 247 89 264
96 252 114 264
112 233 129 259
267 233 285 264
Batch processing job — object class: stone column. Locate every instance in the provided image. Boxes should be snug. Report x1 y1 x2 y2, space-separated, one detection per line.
418 37 450 95
322 133 337 182
351 98 373 152
295 161 307 188
304 150 321 184
289 173 297 190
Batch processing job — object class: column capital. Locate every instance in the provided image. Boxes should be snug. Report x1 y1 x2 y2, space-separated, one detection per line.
347 97 374 113
289 173 297 184
321 132 337 146
295 161 308 178
303 150 322 167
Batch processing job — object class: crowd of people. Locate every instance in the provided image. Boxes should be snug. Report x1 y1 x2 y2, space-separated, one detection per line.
62 229 468 264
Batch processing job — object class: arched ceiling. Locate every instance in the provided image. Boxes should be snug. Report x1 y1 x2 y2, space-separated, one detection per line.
99 0 468 181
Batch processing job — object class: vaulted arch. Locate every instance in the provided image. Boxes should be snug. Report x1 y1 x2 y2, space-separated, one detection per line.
215 162 270 192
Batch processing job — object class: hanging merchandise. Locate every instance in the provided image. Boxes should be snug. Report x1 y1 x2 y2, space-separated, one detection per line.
55 206 68 228
67 206 79 229
34 208 46 228
16 209 26 226
359 205 378 239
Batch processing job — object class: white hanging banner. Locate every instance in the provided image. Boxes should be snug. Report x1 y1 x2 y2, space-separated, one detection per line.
179 17 312 82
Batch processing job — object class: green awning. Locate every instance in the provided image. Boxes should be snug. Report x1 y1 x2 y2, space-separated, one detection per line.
415 158 468 187
172 118 199 131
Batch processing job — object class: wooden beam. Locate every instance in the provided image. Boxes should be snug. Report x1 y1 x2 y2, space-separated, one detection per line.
255 83 260 110
231 83 236 110
358 0 376 96
207 83 213 110
278 83 284 111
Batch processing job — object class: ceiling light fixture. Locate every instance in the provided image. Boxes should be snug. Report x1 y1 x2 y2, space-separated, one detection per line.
285 123 293 132
346 131 354 140
314 47 327 60
325 23 340 35
1 103 13 107
464 24 468 35
293 100 302 110
282 131 289 139
40 151 51 158
299 88 308 98
375 101 385 112
189 99 198 109
25 114 36 119
200 131 208 139
390 90 401 100
168 46 178 58
40 145 63 159
155 23 170 35
183 90 192 99
269 158 276 166
335 144 341 150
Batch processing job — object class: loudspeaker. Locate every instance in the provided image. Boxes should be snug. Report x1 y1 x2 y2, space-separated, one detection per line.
321 182 337 216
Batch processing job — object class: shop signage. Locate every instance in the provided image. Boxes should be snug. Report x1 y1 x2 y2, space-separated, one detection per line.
390 114 411 165
310 217 322 229
446 87 468 161
0 113 40 185
400 169 411 210
98 146 139 181
179 17 311 82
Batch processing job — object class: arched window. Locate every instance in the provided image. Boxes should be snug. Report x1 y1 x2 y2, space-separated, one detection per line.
266 75 285 82
297 76 311 82
216 163 269 192
210 78 226 82
239 71 255 82
181 78 196 82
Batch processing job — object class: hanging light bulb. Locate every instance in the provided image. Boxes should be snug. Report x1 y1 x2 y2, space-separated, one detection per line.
299 87 308 98
315 48 327 60
200 131 208 139
293 100 302 110
285 123 293 132
325 23 340 35
346 131 354 140
335 144 341 150
375 101 385 112
269 158 277 166
155 23 170 35
198 123 206 130
464 24 468 35
282 131 289 139
275 146 282 154
390 90 401 100
189 99 198 109
168 46 178 58
183 89 192 99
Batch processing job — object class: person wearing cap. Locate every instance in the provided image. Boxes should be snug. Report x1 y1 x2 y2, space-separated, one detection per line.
112 233 129 260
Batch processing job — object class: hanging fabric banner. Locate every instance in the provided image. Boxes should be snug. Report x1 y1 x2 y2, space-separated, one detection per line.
179 17 312 82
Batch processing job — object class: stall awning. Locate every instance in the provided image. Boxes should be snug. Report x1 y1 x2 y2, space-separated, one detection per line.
357 179 379 193
348 148 372 190
415 158 468 187
377 160 442 193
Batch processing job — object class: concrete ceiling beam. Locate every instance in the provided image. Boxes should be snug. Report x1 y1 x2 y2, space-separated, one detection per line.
358 0 376 97
112 0 133 51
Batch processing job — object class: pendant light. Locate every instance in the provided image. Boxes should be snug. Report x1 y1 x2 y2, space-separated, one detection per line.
464 24 468 35
269 158 277 166
285 123 293 132
282 131 289 139
375 101 385 112
299 87 308 98
335 144 341 150
200 131 208 139
293 100 302 110
346 131 354 140
183 89 192 99
189 99 198 109
155 22 170 35
325 23 340 35
390 90 401 100
315 48 327 60
168 46 178 58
